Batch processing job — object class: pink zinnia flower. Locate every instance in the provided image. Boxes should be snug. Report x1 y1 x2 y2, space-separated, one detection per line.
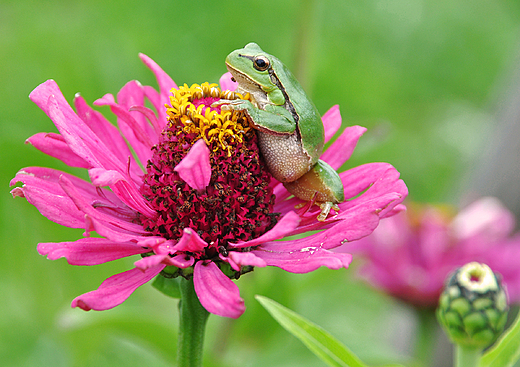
340 197 520 308
10 54 407 318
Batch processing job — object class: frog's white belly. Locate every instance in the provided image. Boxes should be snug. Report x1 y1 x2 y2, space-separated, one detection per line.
258 132 311 182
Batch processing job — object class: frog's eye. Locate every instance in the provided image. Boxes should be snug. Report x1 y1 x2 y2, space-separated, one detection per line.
253 56 270 71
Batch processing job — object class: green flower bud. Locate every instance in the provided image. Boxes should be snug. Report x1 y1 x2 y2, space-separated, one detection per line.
436 262 508 349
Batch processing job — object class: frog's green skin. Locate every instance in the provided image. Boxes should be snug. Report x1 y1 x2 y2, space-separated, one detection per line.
218 43 344 221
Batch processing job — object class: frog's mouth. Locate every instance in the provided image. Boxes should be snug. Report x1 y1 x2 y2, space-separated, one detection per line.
225 63 264 94
225 63 268 108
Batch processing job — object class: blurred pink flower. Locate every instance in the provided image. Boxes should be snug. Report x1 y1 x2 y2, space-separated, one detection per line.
339 197 520 308
10 54 407 318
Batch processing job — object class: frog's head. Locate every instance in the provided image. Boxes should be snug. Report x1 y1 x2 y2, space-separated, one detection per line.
225 43 277 96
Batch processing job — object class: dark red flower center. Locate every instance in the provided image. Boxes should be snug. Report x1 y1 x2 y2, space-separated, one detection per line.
139 83 278 261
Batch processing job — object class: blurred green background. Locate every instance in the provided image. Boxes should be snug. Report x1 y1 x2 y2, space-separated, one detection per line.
2 0 520 366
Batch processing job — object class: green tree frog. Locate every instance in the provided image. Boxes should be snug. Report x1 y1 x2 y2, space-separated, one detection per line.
216 43 344 221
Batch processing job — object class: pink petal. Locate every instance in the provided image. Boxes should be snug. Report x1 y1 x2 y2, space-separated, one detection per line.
71 265 164 311
139 53 177 124
339 163 408 218
139 53 177 96
381 203 407 219
223 254 241 272
117 80 158 147
29 81 131 174
193 261 245 318
271 201 382 249
142 85 162 121
335 214 400 255
89 167 127 186
12 166 123 204
174 139 211 191
139 237 176 252
11 166 133 224
134 254 168 270
26 132 91 168
11 183 85 228
38 238 150 265
452 197 515 241
73 94 142 181
11 168 95 228
320 126 367 170
322 105 342 143
252 246 352 274
272 197 300 216
274 163 408 217
292 192 403 235
107 179 155 218
58 175 149 240
174 228 208 253
341 163 395 200
94 86 154 166
418 208 452 266
273 163 406 228
166 255 195 268
229 211 301 248
269 180 295 213
227 251 267 269
86 216 147 242
117 80 149 126
129 105 163 136
88 168 156 218
219 72 238 92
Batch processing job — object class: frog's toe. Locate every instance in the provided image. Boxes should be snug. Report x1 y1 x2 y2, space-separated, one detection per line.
211 99 247 111
317 202 339 221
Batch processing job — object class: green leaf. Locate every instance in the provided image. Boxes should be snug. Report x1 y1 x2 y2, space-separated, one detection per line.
480 311 520 367
152 275 181 299
256 295 404 367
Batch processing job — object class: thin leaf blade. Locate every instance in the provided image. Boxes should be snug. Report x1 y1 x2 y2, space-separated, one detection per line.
256 295 368 367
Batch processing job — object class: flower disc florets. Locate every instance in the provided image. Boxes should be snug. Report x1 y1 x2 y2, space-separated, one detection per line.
140 82 278 276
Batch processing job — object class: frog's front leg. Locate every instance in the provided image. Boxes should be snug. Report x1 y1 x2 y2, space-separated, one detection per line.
283 159 344 221
214 99 296 134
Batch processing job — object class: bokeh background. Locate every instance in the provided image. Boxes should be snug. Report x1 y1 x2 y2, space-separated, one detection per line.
3 0 520 366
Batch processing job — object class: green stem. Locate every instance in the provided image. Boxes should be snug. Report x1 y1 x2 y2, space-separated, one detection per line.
455 346 481 367
177 277 210 367
413 308 438 366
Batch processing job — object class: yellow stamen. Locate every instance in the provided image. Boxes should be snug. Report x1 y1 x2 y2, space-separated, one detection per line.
166 82 251 156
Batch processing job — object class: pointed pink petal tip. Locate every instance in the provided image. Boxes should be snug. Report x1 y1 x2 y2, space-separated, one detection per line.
322 105 342 142
138 53 178 91
71 265 164 311
174 139 211 191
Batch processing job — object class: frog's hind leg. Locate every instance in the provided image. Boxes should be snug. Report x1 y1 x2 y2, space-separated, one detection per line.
283 160 344 221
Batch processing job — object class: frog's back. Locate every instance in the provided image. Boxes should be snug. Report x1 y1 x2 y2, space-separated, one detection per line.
272 58 324 164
